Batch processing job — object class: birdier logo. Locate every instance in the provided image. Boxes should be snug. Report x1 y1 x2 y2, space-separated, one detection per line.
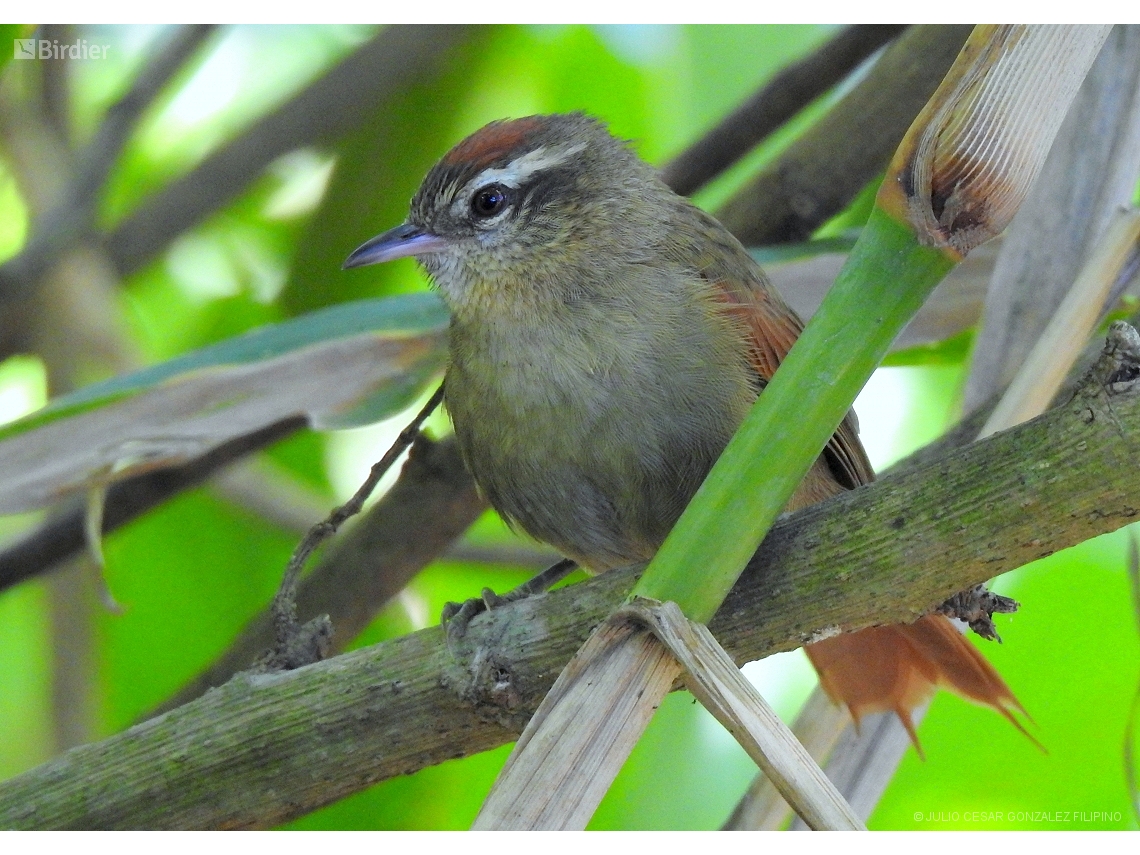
13 38 109 60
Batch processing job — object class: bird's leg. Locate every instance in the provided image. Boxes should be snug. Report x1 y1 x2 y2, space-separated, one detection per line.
442 557 578 646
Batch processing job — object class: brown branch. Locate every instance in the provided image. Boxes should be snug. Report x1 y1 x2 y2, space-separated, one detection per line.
0 426 486 719
2 327 1138 829
714 24 972 245
662 25 906 196
444 541 560 568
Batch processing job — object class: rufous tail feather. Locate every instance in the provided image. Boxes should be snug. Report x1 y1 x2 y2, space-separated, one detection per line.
805 614 1040 757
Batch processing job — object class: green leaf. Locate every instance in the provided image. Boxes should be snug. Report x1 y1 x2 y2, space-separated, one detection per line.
0 293 448 515
882 328 975 367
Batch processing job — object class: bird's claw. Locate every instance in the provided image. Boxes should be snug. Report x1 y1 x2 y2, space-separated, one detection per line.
441 587 517 650
441 560 578 653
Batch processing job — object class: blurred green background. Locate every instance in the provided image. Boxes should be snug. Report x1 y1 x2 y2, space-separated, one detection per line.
0 24 1137 830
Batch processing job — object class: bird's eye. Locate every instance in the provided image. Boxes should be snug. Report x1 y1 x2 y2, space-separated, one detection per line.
471 184 510 219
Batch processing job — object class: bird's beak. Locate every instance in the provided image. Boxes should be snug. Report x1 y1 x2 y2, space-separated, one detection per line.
342 223 449 269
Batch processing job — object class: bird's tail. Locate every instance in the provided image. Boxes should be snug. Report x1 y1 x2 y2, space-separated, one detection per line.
804 613 1037 756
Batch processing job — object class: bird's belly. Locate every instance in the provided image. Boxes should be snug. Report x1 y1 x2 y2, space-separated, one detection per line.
445 355 743 572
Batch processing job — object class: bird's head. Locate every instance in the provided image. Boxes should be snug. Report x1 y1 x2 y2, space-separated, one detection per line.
344 113 665 316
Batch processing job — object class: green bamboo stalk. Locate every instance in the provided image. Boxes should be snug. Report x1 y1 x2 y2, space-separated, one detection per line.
633 208 954 621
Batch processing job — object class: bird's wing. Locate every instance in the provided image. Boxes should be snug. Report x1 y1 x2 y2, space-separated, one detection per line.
699 254 875 490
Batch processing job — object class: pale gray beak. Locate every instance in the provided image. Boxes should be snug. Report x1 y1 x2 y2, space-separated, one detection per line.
342 223 449 269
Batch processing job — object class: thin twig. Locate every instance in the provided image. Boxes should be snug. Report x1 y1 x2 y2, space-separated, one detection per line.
265 384 444 664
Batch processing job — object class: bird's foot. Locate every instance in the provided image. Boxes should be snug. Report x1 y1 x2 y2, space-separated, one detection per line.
441 558 578 651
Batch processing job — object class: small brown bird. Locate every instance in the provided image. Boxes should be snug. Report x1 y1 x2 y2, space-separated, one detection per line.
345 112 1027 746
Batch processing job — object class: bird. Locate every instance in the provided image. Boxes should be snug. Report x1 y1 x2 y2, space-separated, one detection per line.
343 112 1028 748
